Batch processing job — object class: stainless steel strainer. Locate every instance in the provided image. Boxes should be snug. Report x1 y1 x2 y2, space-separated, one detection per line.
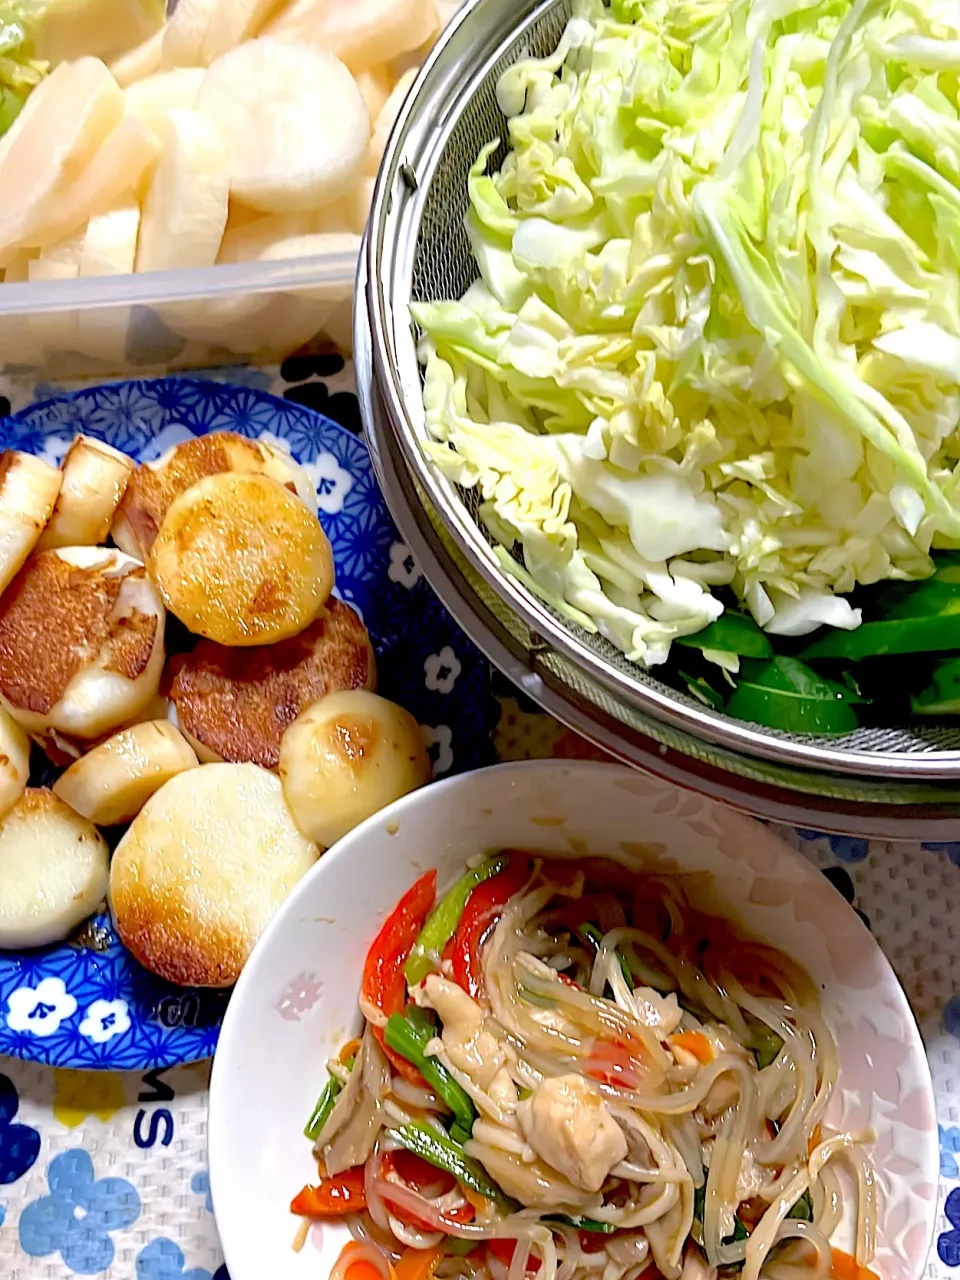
362 0 960 799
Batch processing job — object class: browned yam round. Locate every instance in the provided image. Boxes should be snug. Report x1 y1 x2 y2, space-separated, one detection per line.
166 597 375 768
148 471 334 646
112 430 315 561
0 547 164 740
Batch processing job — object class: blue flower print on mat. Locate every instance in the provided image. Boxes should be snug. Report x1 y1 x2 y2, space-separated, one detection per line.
190 1170 213 1213
136 1237 215 1280
0 1074 40 1184
796 830 869 862
939 1187 960 1266
19 1148 140 1274
0 1203 6 1227
945 995 960 1039
941 1126 960 1178
922 842 960 868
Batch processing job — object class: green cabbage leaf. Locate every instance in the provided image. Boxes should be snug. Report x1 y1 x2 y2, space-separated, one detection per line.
413 0 960 667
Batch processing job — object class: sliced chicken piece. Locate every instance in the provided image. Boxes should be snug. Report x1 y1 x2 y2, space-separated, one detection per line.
421 974 506 1091
518 1073 627 1193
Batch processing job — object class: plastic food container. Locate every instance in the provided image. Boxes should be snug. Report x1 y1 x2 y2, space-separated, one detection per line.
0 246 360 378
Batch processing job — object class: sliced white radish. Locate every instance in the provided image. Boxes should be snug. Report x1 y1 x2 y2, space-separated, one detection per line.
0 59 124 233
368 68 418 173
81 202 141 278
160 0 218 68
124 68 205 134
195 40 368 213
0 706 29 822
110 29 163 87
263 0 439 74
0 117 157 263
39 435 135 550
136 110 229 273
0 452 62 597
259 231 363 262
355 65 392 121
216 212 316 264
201 0 287 63
316 179 376 235
76 202 141 359
53 720 199 826
0 788 110 948
33 0 166 66
27 234 85 349
0 256 46 364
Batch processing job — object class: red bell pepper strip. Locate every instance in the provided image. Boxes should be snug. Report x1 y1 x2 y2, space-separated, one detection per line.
362 870 436 1080
290 1167 367 1217
451 858 530 999
487 1241 542 1273
584 1036 646 1090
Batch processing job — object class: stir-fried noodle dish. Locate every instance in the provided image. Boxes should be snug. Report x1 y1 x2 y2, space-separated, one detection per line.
292 854 877 1280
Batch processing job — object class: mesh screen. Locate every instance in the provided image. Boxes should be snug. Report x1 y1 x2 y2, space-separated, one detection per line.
404 0 960 763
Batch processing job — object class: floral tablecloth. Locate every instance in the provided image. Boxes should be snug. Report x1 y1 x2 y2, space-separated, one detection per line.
0 359 958 1280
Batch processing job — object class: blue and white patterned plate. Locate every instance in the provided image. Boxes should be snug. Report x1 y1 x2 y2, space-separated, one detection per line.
0 378 496 1070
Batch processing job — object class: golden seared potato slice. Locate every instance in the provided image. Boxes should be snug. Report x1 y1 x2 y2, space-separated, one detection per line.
53 720 199 826
167 598 375 768
110 763 319 986
0 705 29 821
112 430 317 561
0 547 166 743
149 472 334 646
279 689 430 847
0 789 110 948
0 451 62 597
38 435 135 550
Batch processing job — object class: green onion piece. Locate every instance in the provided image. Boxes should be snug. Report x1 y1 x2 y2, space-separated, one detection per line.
578 923 632 985
748 1023 784 1070
692 1180 749 1245
446 1239 480 1256
385 1123 507 1203
448 1123 472 1146
384 1011 477 1132
545 1215 616 1234
405 854 508 986
787 1190 814 1222
304 1057 354 1141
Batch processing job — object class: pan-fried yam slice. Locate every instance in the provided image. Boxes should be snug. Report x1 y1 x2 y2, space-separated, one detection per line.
0 547 166 741
39 436 134 550
279 689 430 847
53 720 199 826
0 788 110 949
112 429 316 561
0 451 62 597
110 763 319 986
167 597 375 768
0 706 29 821
149 471 333 646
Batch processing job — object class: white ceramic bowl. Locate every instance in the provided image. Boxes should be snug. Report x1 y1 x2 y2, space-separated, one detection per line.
208 761 938 1280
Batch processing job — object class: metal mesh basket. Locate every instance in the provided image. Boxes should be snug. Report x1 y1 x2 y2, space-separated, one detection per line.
364 0 960 790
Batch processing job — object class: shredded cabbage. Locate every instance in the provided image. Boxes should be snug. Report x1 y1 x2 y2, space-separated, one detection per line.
413 0 960 667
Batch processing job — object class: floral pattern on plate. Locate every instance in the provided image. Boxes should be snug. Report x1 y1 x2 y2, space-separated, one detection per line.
0 379 496 1071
